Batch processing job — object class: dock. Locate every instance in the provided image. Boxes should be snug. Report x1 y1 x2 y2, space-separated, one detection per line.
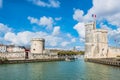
85 58 120 67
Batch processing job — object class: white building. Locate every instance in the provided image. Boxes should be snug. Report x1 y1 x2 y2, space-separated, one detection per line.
12 46 25 52
7 45 25 53
31 38 45 54
0 44 7 53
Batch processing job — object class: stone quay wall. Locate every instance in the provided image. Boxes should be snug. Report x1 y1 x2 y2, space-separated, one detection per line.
0 52 26 60
0 58 65 64
85 58 120 67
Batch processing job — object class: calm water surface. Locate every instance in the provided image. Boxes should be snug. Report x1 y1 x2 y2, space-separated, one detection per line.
0 59 120 80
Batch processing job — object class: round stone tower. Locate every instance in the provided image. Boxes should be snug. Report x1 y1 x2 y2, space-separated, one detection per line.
31 38 45 54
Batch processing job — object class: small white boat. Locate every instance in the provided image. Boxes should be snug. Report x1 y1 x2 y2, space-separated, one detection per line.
65 58 71 61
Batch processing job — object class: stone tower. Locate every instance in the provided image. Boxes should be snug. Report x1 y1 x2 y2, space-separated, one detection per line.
31 38 45 54
85 22 96 58
95 29 108 58
85 21 108 58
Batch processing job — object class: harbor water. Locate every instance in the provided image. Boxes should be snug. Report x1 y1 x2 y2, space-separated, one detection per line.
0 59 120 80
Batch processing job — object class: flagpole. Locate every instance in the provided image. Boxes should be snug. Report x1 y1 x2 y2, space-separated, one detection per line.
114 38 117 51
92 14 96 29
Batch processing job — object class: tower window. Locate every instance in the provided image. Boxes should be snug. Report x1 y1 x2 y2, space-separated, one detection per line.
33 49 35 51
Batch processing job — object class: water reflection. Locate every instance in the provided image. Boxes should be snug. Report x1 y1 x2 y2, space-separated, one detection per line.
0 60 120 80
84 62 120 80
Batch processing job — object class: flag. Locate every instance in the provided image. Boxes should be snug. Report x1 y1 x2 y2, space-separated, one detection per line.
92 14 96 18
114 39 117 43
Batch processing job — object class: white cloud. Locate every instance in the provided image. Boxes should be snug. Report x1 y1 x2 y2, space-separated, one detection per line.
88 0 120 17
80 38 85 42
71 38 76 42
46 35 62 47
55 17 62 21
73 22 85 42
0 23 12 33
73 8 93 22
4 31 35 45
28 16 38 24
75 46 85 51
108 28 120 39
74 22 85 38
0 23 12 44
28 16 54 30
73 9 84 22
61 38 77 47
4 31 62 47
4 29 79 49
52 26 60 36
61 41 70 47
67 33 72 38
73 0 120 27
30 0 60 8
107 28 120 46
40 16 53 29
100 23 112 31
87 0 120 27
0 0 2 8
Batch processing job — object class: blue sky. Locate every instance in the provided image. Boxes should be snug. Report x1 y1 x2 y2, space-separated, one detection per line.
0 0 120 50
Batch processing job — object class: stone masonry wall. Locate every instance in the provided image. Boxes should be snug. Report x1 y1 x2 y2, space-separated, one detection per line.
0 52 26 60
107 47 120 58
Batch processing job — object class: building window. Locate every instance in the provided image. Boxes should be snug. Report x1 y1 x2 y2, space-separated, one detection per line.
33 49 35 51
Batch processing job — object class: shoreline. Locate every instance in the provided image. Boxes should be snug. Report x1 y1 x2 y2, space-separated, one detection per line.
0 57 76 64
0 58 66 64
85 58 120 67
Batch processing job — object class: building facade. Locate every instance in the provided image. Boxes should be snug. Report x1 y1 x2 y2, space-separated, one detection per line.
7 45 25 53
0 44 7 53
85 22 120 58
